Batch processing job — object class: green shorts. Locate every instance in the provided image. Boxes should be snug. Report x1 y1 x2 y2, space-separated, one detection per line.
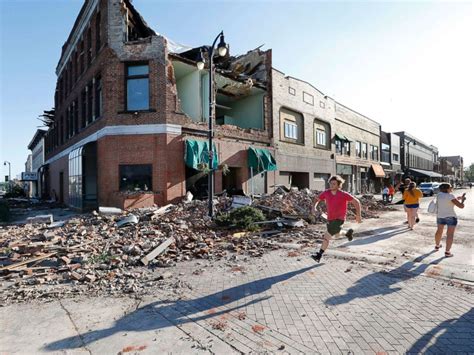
327 219 345 236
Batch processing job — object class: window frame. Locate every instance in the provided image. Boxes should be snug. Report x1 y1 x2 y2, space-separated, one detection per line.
343 141 351 156
362 143 368 159
119 164 153 192
279 107 304 144
313 119 330 150
95 74 103 119
356 141 361 158
125 62 150 111
284 121 298 140
335 139 343 155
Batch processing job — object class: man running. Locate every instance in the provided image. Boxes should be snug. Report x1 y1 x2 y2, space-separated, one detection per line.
311 175 362 263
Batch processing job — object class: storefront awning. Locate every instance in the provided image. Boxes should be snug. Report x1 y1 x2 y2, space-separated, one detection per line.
184 139 218 170
334 133 351 142
248 147 277 172
371 164 386 178
408 168 443 178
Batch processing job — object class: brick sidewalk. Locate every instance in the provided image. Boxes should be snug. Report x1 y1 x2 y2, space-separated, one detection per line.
167 250 474 354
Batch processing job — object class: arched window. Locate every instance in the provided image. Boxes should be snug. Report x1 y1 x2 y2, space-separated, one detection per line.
313 119 330 150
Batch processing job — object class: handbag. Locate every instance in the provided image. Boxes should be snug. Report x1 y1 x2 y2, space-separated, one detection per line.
427 196 438 214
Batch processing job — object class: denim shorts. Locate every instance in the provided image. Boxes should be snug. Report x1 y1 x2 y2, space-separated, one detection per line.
437 217 458 226
405 204 419 208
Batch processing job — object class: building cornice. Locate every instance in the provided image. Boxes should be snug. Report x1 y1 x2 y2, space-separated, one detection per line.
45 124 182 165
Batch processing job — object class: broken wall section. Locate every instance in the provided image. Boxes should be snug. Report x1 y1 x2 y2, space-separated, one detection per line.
108 0 166 63
170 48 272 135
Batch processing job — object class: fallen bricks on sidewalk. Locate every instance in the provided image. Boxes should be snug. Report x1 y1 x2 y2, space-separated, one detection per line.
0 189 391 304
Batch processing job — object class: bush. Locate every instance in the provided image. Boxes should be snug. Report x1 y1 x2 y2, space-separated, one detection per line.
4 185 26 198
215 206 265 231
0 201 10 222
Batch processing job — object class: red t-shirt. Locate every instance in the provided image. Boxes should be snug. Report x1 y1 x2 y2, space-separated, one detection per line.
318 190 354 221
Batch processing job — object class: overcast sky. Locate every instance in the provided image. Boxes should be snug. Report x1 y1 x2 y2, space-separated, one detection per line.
1 0 473 178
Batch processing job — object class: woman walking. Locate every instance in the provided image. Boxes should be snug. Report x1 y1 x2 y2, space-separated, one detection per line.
403 182 423 229
434 183 466 257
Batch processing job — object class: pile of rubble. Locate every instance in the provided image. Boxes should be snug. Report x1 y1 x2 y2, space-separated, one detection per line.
0 199 310 303
0 190 392 304
254 189 395 220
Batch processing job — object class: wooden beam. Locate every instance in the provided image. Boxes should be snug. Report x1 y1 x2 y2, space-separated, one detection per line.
0 253 57 272
141 237 175 266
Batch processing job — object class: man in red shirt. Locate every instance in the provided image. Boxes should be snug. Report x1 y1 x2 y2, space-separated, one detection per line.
311 175 362 262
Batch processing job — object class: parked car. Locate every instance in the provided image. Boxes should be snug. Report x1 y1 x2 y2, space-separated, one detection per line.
419 182 439 196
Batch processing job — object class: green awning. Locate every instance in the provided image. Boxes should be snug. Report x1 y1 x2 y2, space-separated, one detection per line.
248 147 277 172
335 133 351 142
185 139 218 170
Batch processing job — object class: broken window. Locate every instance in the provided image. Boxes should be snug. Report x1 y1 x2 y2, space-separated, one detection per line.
119 164 152 191
280 108 303 144
126 63 149 111
122 1 154 42
95 75 103 118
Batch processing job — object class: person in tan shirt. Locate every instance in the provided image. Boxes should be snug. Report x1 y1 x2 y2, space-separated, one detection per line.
403 182 423 229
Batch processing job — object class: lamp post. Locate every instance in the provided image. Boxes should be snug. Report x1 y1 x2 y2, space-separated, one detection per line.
3 161 11 192
196 31 228 218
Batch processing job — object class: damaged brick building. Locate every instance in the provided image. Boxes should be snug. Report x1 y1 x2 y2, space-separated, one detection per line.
43 0 277 209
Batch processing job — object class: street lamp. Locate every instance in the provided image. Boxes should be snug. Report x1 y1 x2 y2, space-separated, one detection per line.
196 31 228 218
3 161 11 192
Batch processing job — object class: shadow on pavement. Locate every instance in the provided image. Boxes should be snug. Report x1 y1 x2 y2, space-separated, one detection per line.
347 225 408 246
44 264 319 351
407 308 474 354
325 251 443 306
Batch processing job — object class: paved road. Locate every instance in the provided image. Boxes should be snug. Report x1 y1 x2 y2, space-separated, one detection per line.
1 189 473 354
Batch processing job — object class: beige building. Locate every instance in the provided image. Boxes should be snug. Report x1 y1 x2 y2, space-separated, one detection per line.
271 69 336 191
328 99 384 194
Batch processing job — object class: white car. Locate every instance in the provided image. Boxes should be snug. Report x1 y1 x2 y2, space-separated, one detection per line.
419 182 439 196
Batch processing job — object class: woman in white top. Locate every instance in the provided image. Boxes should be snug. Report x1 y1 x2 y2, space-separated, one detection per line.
434 183 466 257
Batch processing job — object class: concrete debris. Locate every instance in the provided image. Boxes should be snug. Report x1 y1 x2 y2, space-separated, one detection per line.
26 214 53 224
184 191 193 203
230 195 252 209
48 221 66 228
98 206 123 215
0 190 392 304
116 214 139 228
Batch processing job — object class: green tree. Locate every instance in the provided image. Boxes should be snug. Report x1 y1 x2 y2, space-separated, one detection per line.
464 164 474 182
